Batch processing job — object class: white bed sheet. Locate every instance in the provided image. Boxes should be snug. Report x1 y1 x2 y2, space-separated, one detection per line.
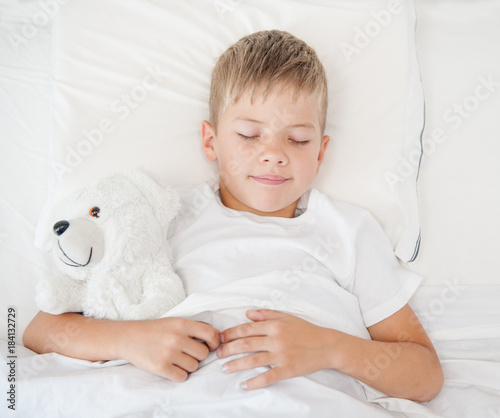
1 284 499 417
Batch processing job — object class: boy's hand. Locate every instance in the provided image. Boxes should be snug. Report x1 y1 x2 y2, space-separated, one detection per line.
217 309 335 390
118 317 220 382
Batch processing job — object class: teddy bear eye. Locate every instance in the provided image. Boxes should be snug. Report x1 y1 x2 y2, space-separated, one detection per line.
90 206 101 218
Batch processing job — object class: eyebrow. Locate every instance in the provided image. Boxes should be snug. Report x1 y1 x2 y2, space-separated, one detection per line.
233 117 316 131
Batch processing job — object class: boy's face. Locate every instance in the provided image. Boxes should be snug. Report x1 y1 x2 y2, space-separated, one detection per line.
202 89 329 218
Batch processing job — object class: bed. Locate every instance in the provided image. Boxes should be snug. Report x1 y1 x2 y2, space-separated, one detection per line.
1 0 499 416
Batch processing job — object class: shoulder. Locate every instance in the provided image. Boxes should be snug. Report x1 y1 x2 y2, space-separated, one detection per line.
311 189 399 259
308 188 372 232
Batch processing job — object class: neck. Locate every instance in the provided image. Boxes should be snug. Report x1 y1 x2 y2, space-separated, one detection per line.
218 180 298 218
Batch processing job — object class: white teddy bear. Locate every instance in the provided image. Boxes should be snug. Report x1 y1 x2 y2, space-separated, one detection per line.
35 169 186 320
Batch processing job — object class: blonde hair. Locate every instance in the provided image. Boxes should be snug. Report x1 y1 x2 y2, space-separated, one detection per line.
209 30 328 133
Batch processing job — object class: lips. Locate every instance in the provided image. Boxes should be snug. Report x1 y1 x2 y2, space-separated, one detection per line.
251 175 289 185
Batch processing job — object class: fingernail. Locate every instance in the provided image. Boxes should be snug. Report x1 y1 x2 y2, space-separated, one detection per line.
219 333 225 344
240 381 248 391
216 348 222 358
222 363 229 374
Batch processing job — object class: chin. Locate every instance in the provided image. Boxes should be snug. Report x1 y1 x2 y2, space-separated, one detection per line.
250 199 298 217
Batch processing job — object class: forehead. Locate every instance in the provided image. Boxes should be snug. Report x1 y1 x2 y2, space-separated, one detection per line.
222 87 322 129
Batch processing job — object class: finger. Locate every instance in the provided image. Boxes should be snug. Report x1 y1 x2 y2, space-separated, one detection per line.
222 352 272 374
186 337 217 362
153 361 189 382
217 336 268 359
246 309 289 322
171 351 201 374
221 321 267 344
241 367 285 391
189 321 221 351
168 366 189 382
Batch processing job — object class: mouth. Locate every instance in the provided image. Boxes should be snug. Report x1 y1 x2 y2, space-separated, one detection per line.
250 175 289 186
58 241 93 267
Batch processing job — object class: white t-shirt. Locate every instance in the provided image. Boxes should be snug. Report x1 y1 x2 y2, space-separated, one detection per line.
168 181 421 329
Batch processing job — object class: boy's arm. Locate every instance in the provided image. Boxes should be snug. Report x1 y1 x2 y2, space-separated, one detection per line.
333 304 443 401
23 311 220 382
217 305 443 402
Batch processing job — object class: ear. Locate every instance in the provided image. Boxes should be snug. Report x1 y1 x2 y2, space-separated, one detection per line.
123 169 180 226
316 135 330 173
201 120 218 161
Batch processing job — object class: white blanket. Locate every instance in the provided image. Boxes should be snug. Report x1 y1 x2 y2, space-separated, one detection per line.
2 273 445 417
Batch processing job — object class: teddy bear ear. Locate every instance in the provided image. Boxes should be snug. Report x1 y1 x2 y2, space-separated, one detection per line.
123 169 180 226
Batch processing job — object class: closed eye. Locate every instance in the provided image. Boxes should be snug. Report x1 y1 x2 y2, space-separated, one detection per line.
238 133 259 141
289 139 311 145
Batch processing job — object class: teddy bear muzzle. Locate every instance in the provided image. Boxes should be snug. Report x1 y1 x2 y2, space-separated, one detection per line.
53 218 105 273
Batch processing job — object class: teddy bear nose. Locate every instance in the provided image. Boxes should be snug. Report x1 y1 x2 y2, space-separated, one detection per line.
53 220 70 236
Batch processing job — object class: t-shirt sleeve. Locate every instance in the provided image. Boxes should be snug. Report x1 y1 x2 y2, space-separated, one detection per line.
351 212 422 328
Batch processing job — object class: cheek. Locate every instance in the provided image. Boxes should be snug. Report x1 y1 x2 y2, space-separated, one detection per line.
223 144 255 175
232 140 257 162
216 148 247 179
224 159 244 178
295 149 321 171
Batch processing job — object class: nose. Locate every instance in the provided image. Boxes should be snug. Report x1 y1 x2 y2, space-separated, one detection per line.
53 220 70 236
258 140 288 166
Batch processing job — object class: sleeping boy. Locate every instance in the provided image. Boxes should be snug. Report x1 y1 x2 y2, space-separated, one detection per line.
23 29 443 402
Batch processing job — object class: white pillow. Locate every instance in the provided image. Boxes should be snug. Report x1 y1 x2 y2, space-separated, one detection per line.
412 0 500 284
37 0 424 262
